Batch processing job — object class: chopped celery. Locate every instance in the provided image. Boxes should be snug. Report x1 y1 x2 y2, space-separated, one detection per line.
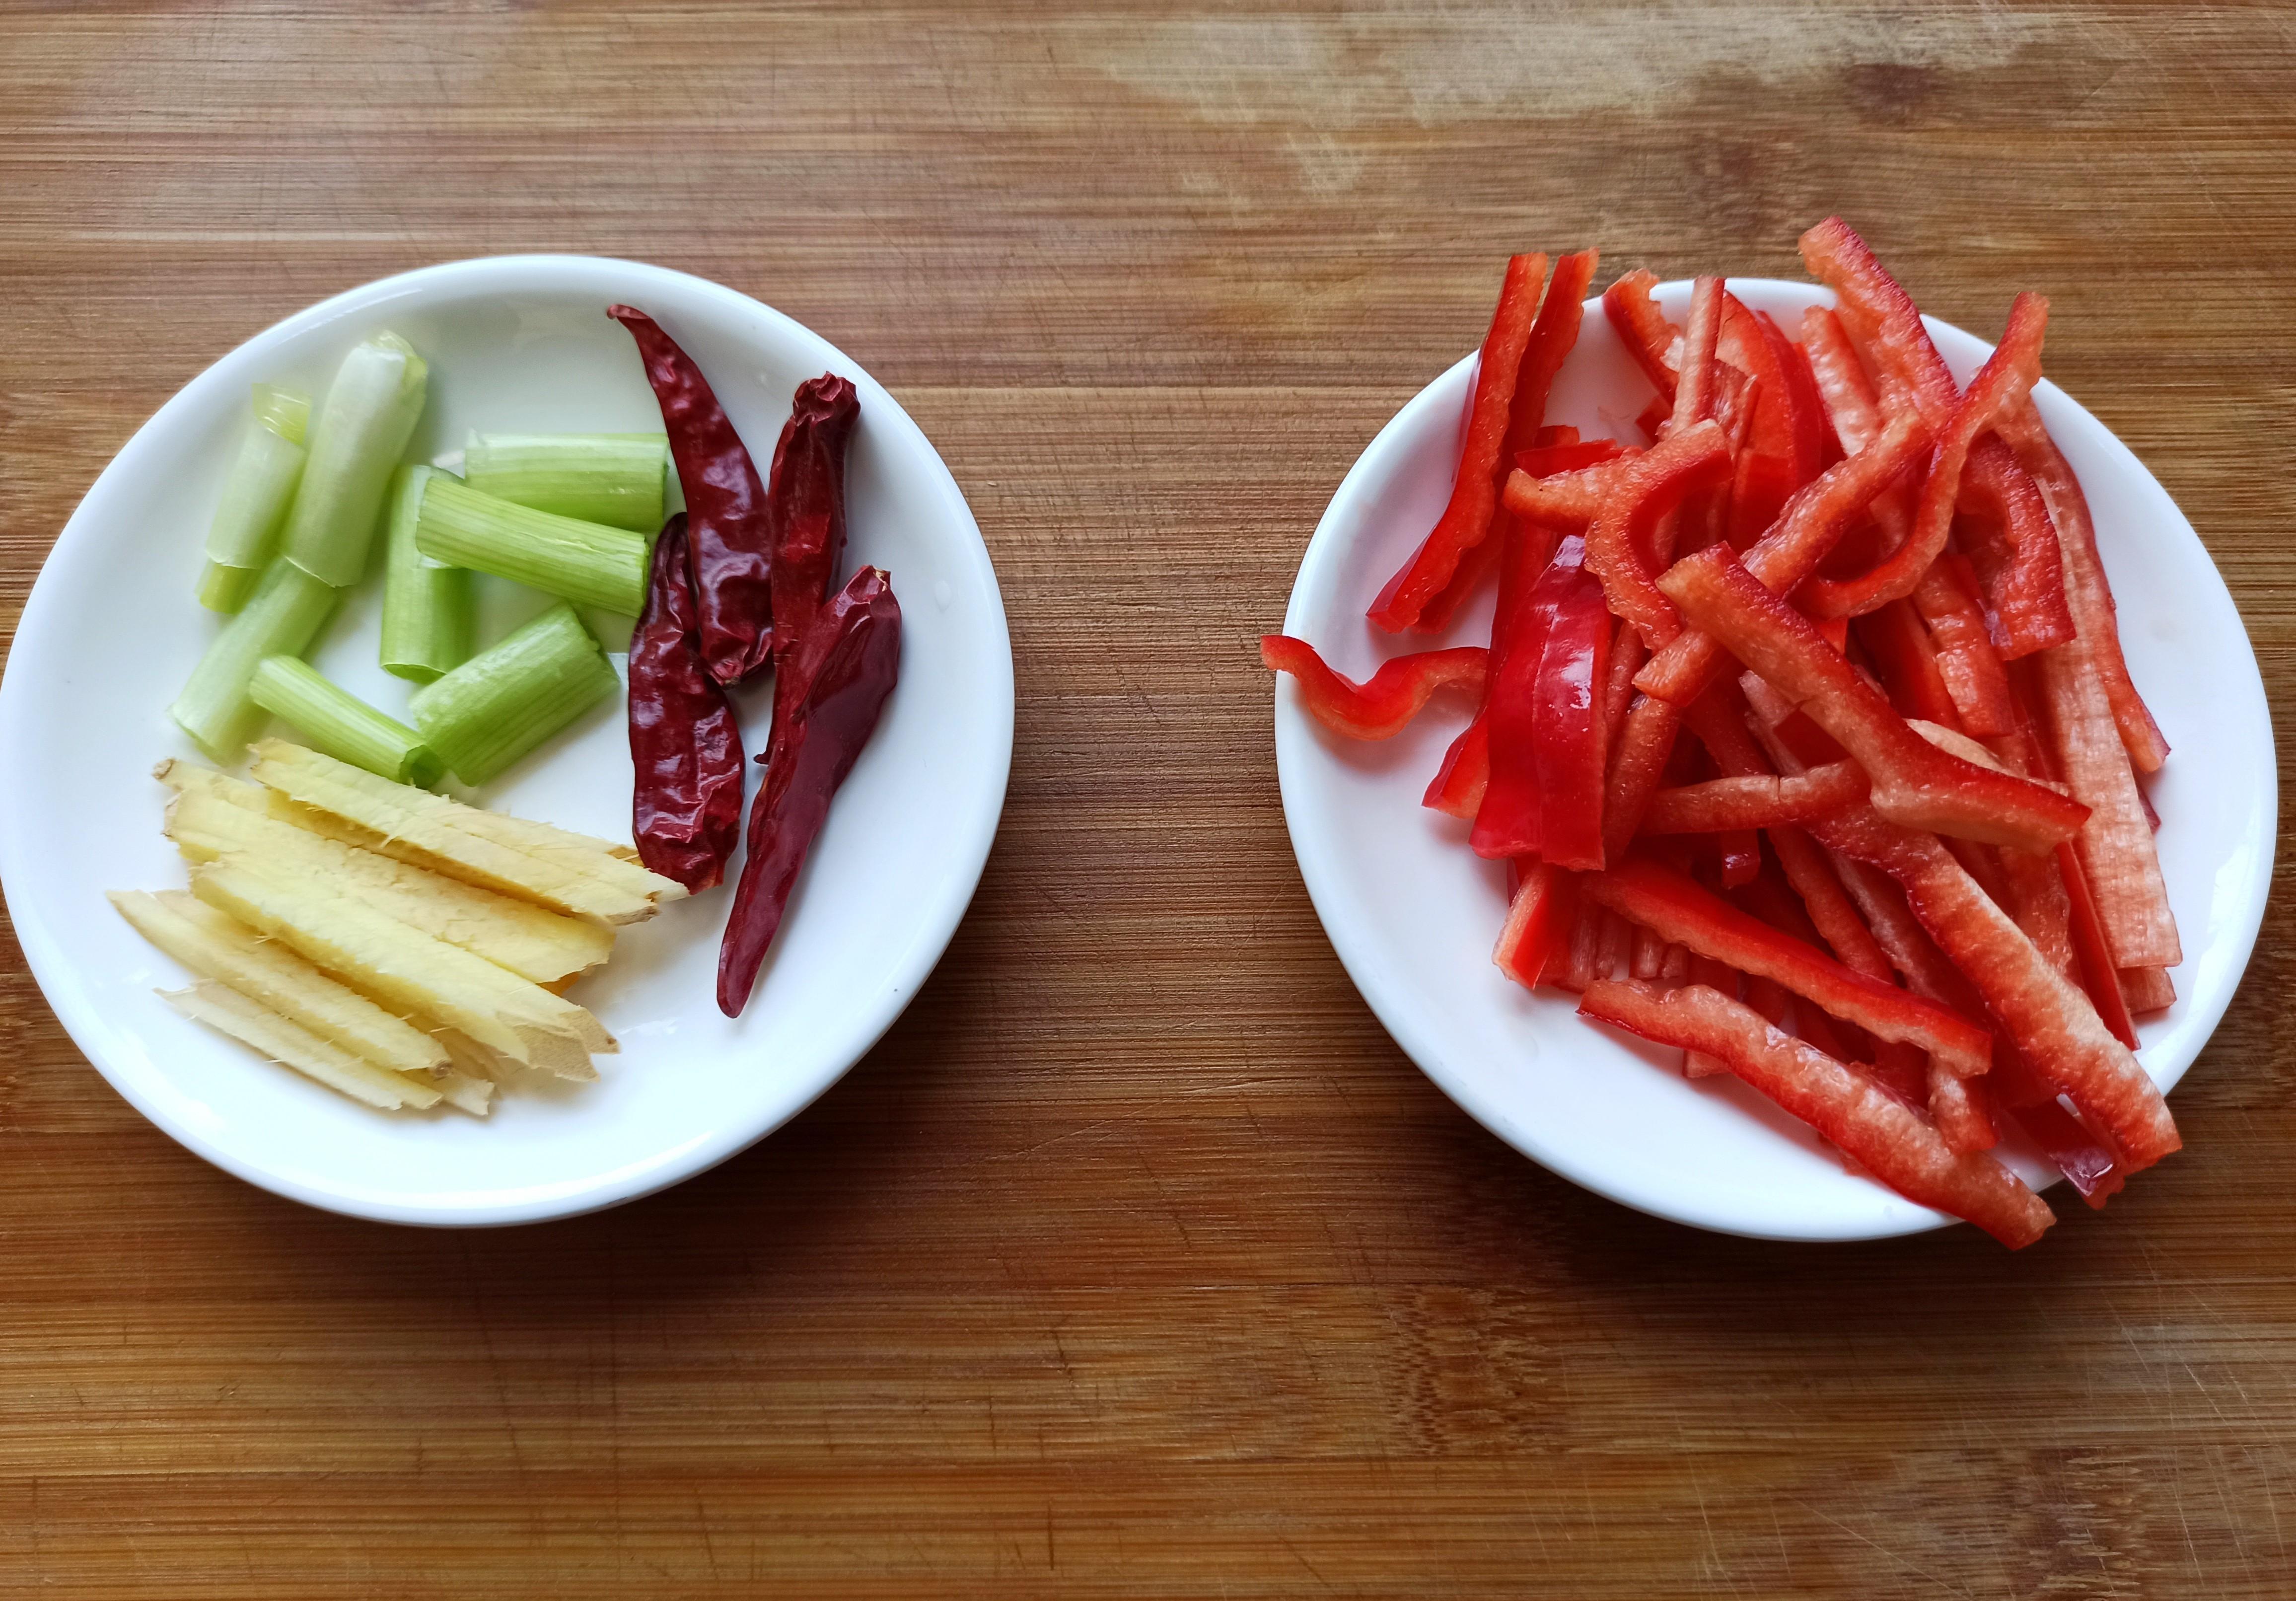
282 332 429 587
249 656 444 788
413 473 650 616
170 558 338 761
379 466 475 683
464 433 669 532
408 603 619 785
199 382 313 611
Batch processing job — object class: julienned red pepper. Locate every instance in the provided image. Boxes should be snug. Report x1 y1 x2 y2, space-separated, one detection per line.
1578 978 2053 1248
1631 410 1930 707
1494 861 1576 988
1369 253 1549 633
1858 598 1963 730
627 514 746 892
609 306 776 686
1807 802 2180 1171
1262 638 1489 741
765 375 863 713
1656 543 2090 853
1799 292 2052 624
718 568 903 1017
1531 560 1614 869
1471 536 1606 862
1581 856 1993 1076
1638 760 1867 834
1910 556 2013 735
1602 268 1679 405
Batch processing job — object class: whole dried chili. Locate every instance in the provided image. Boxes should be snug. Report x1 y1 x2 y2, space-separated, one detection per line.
718 568 903 1016
627 514 746 893
609 305 776 686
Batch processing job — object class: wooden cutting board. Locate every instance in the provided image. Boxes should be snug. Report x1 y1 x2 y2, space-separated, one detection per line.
2 3 2290 1595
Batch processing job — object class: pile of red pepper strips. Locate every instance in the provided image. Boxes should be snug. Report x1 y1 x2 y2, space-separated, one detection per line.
612 307 902 1019
1265 219 2182 1247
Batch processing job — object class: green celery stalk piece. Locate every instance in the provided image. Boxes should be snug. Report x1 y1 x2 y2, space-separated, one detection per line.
379 465 475 683
408 602 619 786
281 332 429 587
463 432 670 533
199 382 313 611
413 473 649 617
248 655 445 788
170 558 338 762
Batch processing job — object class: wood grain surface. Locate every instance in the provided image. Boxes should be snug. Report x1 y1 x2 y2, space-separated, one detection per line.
2 2 2292 1595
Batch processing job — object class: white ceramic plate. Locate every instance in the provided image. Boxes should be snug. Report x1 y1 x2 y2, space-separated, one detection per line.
0 256 1013 1226
1275 277 2275 1242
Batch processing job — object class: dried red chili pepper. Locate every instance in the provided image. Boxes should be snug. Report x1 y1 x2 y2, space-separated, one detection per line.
765 375 864 701
609 305 777 687
718 568 903 1017
627 514 746 893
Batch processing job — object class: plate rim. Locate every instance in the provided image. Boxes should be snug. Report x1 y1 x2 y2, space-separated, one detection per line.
0 251 1016 1227
1273 275 2277 1242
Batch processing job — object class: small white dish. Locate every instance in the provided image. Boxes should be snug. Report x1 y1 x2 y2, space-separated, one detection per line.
0 255 1013 1226
1274 277 2275 1242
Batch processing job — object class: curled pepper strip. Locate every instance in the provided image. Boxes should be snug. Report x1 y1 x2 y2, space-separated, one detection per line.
1632 410 1931 706
1809 802 2180 1173
1579 978 2053 1248
609 306 775 687
1639 760 1868 834
1261 637 1489 741
1369 253 1549 632
1657 544 2089 853
1502 419 1731 653
1800 292 2049 620
1582 856 1993 1076
627 515 746 893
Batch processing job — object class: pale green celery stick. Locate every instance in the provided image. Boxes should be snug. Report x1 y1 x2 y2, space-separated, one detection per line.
198 382 314 611
463 433 669 532
248 656 445 788
379 466 475 683
408 603 619 786
281 332 429 586
170 558 338 761
413 473 649 616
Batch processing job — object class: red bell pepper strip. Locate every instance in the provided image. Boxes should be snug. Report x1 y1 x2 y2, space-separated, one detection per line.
1656 544 2088 853
1640 760 1868 834
1764 310 1831 476
1534 424 1580 447
1369 253 1549 632
1633 410 1930 707
1583 856 1993 1076
1630 922 1666 980
1909 557 2014 735
1808 803 2180 1171
1993 399 2169 771
1472 539 1609 863
627 514 747 893
1858 599 1963 729
2029 641 2180 968
1800 292 2049 621
610 305 778 686
1413 526 1507 635
1531 566 1614 870
1495 862 1577 989
718 568 903 1017
1502 420 1731 653
1579 978 2053 1248
1725 453 1798 550
2059 836 2140 1049
1669 277 1726 434
1952 435 2075 658
2008 1098 2126 1209
1261 638 1488 740
1798 305 1885 447
1423 711 1489 819
2119 965 2175 1015
1602 268 1679 405
1601 695 1682 862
